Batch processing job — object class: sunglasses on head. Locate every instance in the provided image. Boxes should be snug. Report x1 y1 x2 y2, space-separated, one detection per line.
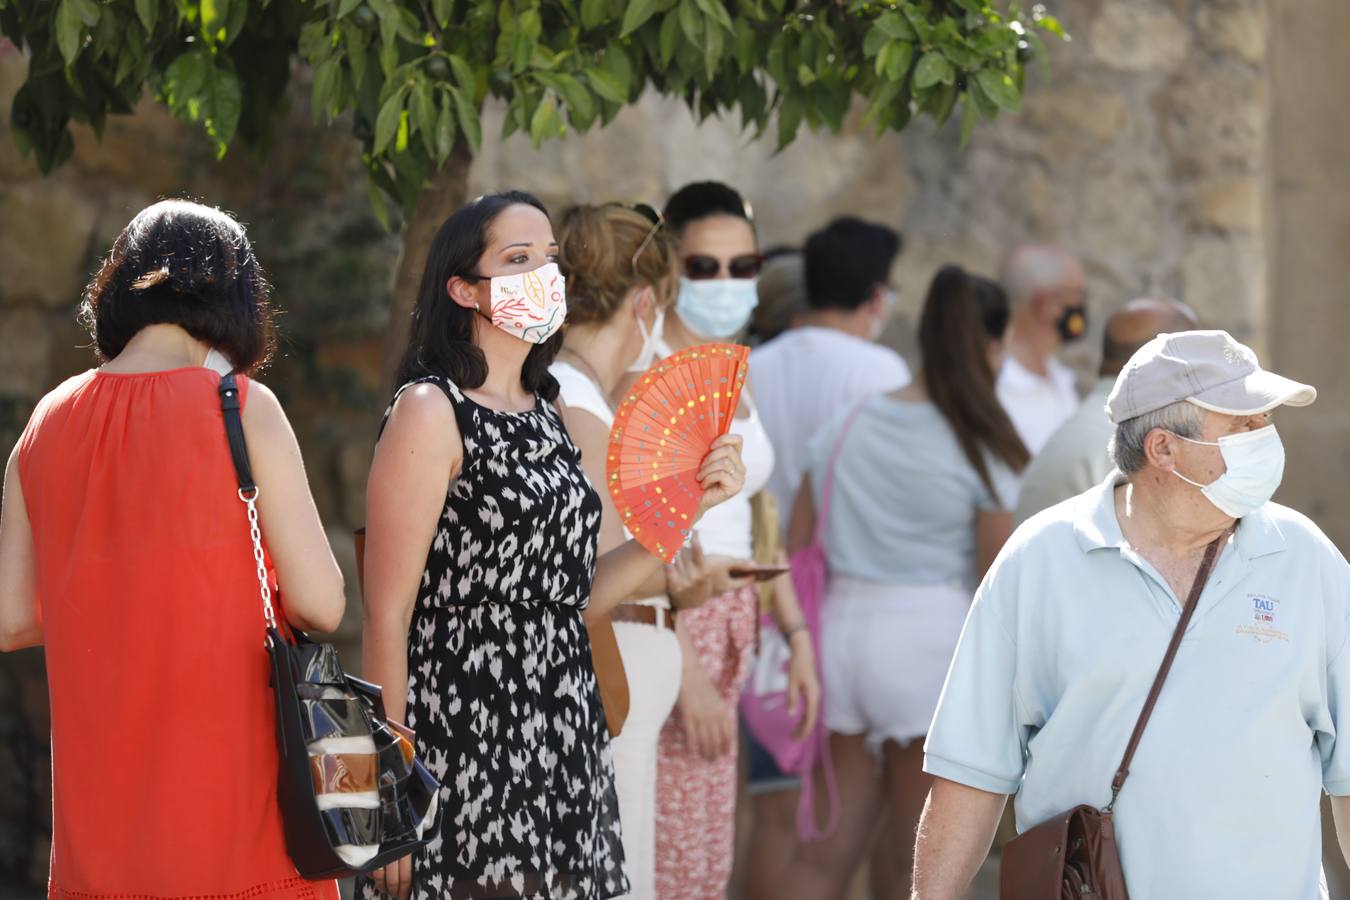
604 202 665 269
684 253 764 281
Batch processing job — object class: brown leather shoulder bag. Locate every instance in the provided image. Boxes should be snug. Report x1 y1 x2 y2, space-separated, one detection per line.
1000 531 1227 900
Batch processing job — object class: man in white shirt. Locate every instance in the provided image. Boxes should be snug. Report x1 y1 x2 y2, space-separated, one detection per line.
750 217 911 529
1014 297 1198 525
996 244 1087 454
912 330 1350 900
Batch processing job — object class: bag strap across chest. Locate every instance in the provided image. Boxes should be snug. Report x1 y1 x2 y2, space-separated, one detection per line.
1105 528 1228 811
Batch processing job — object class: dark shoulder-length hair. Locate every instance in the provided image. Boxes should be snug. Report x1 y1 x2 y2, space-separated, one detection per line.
919 265 1030 503
79 199 275 373
394 190 561 403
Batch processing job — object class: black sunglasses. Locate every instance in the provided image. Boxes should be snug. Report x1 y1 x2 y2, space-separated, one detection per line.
684 253 764 281
604 202 665 268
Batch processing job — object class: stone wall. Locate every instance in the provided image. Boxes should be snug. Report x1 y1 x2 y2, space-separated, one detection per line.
1268 0 1350 554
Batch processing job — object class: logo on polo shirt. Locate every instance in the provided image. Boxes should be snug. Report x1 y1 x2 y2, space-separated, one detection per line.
1237 594 1289 644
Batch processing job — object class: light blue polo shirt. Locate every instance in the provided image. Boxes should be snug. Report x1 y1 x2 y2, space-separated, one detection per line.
925 473 1350 899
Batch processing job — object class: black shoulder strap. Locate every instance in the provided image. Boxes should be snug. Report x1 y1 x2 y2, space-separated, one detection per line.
219 373 256 495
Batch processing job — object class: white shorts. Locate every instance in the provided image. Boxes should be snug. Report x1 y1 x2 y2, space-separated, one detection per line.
821 576 972 753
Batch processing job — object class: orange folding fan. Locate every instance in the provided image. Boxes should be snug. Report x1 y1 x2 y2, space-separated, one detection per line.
606 343 751 562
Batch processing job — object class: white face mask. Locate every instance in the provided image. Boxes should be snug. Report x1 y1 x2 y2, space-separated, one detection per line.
202 348 234 375
869 287 897 342
628 305 665 373
1170 425 1285 518
477 262 567 345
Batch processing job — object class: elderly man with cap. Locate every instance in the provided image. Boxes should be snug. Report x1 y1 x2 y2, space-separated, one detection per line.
911 330 1350 899
1013 297 1199 525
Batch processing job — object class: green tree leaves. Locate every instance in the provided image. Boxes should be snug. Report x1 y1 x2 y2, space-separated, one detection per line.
914 52 954 89
1 0 1067 220
55 0 100 65
620 0 659 38
160 48 242 157
975 69 1021 112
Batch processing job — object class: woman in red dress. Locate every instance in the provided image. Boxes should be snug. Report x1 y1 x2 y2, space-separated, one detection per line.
0 200 347 900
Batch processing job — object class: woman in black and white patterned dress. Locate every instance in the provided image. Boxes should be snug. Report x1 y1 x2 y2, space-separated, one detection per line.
359 191 746 900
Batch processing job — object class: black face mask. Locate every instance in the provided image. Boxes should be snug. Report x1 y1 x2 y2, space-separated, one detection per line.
1057 304 1088 343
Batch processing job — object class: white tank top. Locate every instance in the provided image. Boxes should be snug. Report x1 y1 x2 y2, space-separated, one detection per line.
551 360 613 427
693 397 774 558
553 360 668 610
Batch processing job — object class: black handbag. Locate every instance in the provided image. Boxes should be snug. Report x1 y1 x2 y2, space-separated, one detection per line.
219 373 442 879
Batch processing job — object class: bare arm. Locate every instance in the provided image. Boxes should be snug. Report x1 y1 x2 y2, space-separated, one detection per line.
974 508 1014 580
562 401 731 611
911 778 1008 900
561 403 675 601
674 612 733 760
1331 795 1350 870
786 474 815 556
242 381 345 633
561 404 628 556
361 386 460 725
0 445 40 652
766 566 820 739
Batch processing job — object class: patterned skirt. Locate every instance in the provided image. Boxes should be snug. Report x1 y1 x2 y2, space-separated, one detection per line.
653 585 759 900
359 601 628 899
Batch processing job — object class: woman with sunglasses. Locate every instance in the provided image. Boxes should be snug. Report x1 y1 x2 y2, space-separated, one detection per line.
776 266 1027 900
360 191 747 900
551 202 746 900
642 181 820 900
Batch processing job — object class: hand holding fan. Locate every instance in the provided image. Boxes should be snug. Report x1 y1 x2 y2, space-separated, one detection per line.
607 343 751 562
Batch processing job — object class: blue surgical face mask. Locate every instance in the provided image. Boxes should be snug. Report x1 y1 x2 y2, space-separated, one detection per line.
675 277 760 339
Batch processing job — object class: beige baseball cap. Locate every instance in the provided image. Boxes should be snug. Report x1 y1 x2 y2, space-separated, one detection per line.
1106 330 1316 424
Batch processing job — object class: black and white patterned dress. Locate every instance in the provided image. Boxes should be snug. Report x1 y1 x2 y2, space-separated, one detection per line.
360 376 628 900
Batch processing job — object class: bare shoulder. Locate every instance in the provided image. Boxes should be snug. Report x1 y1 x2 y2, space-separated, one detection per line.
560 403 609 449
238 377 290 436
379 383 462 471
386 383 456 436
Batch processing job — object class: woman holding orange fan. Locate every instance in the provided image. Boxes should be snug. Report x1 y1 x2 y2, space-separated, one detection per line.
639 182 820 900
359 191 746 900
552 202 754 900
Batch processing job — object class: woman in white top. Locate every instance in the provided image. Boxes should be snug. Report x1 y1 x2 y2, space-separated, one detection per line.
642 182 820 900
551 203 733 900
777 266 1029 900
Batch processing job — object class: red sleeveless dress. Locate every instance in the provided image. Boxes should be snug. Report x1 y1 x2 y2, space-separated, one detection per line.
16 368 338 900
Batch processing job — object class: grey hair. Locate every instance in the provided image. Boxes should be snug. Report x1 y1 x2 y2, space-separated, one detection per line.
1000 244 1079 308
1109 400 1205 475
